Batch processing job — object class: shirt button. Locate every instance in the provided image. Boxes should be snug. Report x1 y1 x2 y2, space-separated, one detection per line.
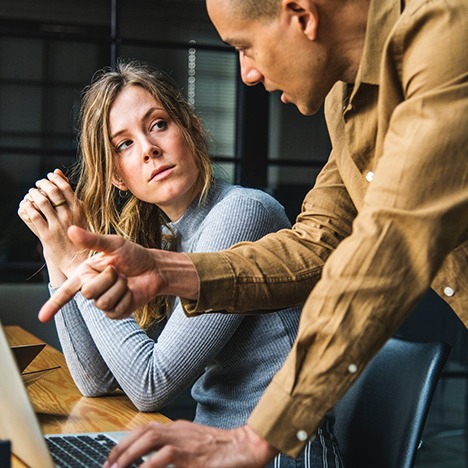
348 363 358 374
365 171 374 182
443 287 454 297
296 430 308 441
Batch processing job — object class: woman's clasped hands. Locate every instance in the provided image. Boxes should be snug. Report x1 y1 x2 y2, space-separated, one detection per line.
17 168 88 285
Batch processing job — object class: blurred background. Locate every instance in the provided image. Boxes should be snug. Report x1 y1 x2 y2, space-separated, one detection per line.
0 0 331 284
0 1 465 465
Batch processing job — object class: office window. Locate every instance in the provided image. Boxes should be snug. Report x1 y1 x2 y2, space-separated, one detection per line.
0 2 238 282
0 0 330 281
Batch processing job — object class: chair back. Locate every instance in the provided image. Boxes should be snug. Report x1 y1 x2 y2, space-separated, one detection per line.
333 337 451 468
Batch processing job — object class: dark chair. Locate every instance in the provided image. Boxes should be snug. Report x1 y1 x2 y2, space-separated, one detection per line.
333 337 451 468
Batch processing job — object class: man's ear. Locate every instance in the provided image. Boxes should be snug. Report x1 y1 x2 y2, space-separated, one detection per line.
112 174 128 191
281 0 319 41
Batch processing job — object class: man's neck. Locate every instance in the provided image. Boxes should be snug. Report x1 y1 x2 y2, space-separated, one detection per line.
327 0 371 83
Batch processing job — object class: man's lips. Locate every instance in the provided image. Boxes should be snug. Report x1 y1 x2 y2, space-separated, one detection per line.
149 166 175 182
268 88 289 104
264 86 289 104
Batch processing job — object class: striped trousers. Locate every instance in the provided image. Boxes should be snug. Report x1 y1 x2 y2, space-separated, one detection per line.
266 416 344 468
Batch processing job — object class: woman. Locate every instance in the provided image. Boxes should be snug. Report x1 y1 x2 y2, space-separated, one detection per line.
18 61 342 467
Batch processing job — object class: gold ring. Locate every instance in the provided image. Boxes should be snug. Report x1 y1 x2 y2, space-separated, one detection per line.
52 199 67 208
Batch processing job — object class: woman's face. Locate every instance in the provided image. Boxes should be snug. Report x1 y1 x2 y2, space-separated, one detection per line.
109 84 202 221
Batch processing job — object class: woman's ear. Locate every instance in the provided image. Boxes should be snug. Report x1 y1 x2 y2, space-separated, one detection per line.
112 174 128 191
281 0 319 41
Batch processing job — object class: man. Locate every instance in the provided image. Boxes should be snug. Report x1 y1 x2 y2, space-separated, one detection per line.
40 0 467 466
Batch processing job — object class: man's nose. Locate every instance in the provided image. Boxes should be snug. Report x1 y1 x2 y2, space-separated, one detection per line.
239 56 263 86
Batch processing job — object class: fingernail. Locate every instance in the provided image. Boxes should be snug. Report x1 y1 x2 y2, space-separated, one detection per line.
102 462 109 468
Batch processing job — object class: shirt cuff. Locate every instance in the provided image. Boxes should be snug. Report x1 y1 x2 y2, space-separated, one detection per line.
247 379 323 459
182 251 237 314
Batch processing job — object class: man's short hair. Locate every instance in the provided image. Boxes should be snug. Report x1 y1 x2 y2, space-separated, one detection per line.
233 0 280 21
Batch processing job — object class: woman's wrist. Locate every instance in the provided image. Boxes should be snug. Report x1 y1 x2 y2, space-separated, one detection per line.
44 258 67 288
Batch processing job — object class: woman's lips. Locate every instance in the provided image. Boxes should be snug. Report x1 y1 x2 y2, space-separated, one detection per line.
149 166 174 182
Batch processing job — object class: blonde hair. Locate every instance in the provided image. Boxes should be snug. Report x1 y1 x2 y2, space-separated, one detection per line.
73 60 213 329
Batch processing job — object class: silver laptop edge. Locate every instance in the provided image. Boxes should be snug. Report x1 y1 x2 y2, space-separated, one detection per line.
0 322 133 467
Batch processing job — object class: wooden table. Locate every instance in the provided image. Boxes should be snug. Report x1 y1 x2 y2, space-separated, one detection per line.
5 325 170 467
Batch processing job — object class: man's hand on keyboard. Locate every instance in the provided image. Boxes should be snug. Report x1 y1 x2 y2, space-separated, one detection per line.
104 420 279 468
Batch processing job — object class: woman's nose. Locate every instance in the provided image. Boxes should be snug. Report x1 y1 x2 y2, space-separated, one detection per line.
142 143 161 162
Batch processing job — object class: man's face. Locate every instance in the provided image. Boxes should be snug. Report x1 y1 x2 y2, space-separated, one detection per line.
206 0 334 115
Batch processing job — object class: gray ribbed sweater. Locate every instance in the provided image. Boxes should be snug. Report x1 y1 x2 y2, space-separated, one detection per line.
53 178 301 429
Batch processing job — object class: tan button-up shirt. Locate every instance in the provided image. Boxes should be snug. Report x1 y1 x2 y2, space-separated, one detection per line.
183 0 468 457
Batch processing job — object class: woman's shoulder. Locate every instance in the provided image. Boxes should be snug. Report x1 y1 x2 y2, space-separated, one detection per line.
204 179 291 231
213 179 286 214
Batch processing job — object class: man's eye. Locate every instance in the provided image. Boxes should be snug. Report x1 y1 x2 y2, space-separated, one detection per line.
236 47 251 59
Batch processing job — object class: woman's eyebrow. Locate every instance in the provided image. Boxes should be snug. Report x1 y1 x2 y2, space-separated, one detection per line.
110 107 164 140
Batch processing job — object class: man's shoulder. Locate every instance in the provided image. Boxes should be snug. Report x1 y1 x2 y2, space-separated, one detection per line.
402 0 466 15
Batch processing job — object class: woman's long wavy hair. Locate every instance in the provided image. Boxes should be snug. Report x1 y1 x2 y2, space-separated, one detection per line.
73 60 213 330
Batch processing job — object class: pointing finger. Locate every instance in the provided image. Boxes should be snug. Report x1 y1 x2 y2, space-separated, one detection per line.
38 272 84 322
67 226 124 254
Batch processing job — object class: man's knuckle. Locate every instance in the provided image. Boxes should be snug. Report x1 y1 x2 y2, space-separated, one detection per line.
81 284 94 299
165 446 178 458
96 297 111 310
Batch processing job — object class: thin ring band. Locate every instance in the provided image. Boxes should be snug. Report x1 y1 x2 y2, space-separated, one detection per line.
52 199 67 208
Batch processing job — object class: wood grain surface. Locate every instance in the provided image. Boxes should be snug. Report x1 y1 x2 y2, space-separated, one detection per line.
5 325 170 467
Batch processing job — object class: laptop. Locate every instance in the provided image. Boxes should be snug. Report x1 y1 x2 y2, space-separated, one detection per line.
0 322 146 467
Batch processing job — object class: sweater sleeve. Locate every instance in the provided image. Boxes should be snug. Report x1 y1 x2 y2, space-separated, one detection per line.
53 292 118 395
54 190 291 412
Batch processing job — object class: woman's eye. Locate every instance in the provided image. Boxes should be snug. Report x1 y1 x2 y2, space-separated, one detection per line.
152 119 167 131
116 140 132 152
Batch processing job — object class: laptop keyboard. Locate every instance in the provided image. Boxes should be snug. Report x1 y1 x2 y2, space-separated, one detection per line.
46 434 144 468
